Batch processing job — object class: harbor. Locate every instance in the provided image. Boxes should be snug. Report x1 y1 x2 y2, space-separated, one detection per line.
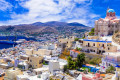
0 36 36 49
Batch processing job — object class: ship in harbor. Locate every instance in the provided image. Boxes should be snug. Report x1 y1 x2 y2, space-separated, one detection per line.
0 35 36 45
0 40 17 45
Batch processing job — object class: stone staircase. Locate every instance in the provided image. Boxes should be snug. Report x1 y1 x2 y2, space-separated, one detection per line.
112 32 120 50
112 32 120 45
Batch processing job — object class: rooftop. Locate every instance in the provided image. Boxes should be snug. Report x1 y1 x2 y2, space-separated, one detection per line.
107 9 115 13
83 39 112 43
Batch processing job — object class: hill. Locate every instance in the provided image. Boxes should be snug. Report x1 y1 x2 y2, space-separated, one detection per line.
0 21 91 36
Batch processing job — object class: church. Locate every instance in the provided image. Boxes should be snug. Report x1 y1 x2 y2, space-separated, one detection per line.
95 8 120 36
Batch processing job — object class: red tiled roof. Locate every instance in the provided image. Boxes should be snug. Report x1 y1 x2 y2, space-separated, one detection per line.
71 50 80 53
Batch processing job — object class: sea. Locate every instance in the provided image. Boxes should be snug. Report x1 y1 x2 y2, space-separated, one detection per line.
0 36 36 49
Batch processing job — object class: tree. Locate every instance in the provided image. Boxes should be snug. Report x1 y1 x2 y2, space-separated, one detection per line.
75 38 79 41
89 28 94 36
43 60 47 65
82 34 85 39
67 56 77 70
76 53 85 68
91 28 94 32
75 47 81 51
63 65 68 72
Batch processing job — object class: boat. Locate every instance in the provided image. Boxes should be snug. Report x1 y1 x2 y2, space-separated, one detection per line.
0 40 17 45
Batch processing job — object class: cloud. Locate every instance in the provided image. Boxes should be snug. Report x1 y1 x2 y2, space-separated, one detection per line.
0 0 100 26
0 0 13 11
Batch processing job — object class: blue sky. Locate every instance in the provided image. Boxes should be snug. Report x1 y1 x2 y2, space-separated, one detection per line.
0 0 120 26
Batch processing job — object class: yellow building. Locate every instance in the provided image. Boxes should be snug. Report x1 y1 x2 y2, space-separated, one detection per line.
33 49 51 56
28 55 43 69
25 48 51 56
24 48 34 55
4 68 23 80
82 39 117 54
58 36 75 49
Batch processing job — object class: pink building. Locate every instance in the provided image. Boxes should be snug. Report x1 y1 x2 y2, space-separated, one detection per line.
95 8 120 36
80 72 102 80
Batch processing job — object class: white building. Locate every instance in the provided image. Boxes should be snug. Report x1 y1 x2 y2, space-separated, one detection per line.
70 50 80 58
49 60 60 74
74 41 83 49
100 52 120 72
18 61 29 70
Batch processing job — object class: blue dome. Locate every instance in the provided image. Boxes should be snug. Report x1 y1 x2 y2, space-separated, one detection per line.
107 9 115 13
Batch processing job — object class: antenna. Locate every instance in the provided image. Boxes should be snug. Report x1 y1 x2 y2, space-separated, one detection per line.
107 6 110 10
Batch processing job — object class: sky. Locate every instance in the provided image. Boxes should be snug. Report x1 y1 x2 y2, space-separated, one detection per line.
0 0 120 27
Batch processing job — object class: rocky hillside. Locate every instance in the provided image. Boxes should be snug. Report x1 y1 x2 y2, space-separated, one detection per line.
0 21 91 34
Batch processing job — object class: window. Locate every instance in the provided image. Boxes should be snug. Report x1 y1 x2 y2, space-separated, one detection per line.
88 43 90 47
99 44 100 46
30 60 32 62
110 13 112 16
108 47 110 50
93 43 95 46
102 44 104 47
39 60 41 64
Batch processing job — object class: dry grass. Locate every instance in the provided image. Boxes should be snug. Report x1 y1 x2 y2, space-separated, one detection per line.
59 54 67 60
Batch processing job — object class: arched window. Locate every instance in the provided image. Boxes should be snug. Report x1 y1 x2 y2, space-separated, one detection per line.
110 13 112 16
93 43 95 46
102 44 104 47
88 43 90 47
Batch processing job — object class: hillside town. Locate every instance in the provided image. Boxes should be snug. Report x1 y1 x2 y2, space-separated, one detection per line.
0 8 120 80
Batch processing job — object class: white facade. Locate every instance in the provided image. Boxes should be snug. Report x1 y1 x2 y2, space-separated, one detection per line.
100 52 120 72
49 60 60 74
70 50 80 58
74 41 82 49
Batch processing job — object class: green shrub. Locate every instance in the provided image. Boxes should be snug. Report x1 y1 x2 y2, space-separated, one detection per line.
75 38 79 41
89 28 94 36
106 65 115 73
